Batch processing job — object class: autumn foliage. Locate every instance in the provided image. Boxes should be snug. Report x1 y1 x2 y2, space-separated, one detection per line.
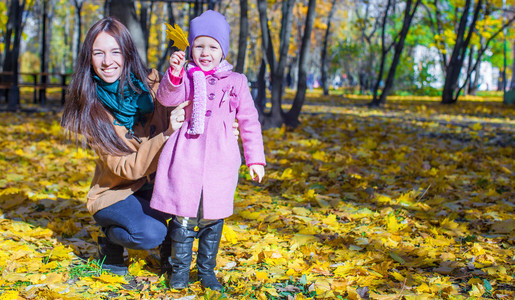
0 93 513 299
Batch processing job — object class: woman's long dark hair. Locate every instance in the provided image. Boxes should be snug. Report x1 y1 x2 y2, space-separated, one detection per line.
61 17 154 156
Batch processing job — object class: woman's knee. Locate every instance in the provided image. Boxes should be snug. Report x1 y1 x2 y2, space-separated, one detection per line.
128 223 168 250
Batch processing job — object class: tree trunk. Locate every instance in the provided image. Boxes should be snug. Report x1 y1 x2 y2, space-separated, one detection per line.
465 45 475 95
465 44 481 95
39 0 54 105
156 3 175 72
108 0 146 64
256 0 275 75
139 1 153 62
256 0 280 128
371 0 392 104
71 0 83 67
441 0 482 104
285 0 317 128
375 0 421 105
263 0 295 129
3 0 26 110
457 14 514 98
320 0 336 96
423 0 449 75
511 42 515 90
255 59 267 116
470 65 480 94
62 9 70 74
497 70 505 91
355 0 380 95
235 0 248 74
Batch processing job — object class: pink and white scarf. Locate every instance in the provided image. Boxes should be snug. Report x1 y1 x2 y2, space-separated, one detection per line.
186 60 233 135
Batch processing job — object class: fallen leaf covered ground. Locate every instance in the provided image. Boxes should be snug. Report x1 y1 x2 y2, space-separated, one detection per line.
0 94 513 299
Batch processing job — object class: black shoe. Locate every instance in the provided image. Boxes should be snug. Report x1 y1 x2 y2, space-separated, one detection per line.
169 219 196 290
160 222 172 276
197 220 224 291
97 236 128 275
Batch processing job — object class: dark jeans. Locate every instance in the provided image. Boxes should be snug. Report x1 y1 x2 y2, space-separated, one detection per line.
93 189 171 250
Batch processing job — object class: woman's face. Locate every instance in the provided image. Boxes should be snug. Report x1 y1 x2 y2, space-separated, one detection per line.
91 32 124 83
191 36 223 72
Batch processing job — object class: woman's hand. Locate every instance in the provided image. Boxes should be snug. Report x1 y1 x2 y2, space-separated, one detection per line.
164 101 190 138
249 165 265 183
169 51 186 77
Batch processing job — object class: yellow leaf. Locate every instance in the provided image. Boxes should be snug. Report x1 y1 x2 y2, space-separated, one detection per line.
500 166 512 174
292 206 311 216
468 284 485 297
376 194 393 204
280 168 294 180
362 138 377 150
39 261 60 272
391 271 405 282
255 270 268 281
467 277 483 285
471 123 482 131
26 273 47 284
322 214 339 228
2 272 29 282
128 259 152 277
0 291 21 300
303 189 316 201
261 285 280 297
416 283 431 293
386 213 406 232
312 151 326 161
291 234 320 247
368 293 399 300
92 274 128 284
45 245 73 261
222 224 238 244
165 23 189 51
471 243 486 256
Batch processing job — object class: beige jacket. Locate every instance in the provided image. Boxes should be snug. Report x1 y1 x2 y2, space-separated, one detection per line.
86 69 173 215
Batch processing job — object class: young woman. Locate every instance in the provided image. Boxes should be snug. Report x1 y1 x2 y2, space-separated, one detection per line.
60 17 243 276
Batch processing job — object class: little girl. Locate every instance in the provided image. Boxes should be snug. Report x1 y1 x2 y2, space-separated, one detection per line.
150 10 266 291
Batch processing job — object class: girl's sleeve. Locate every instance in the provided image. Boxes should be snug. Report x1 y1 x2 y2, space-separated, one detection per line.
156 67 188 107
235 74 266 166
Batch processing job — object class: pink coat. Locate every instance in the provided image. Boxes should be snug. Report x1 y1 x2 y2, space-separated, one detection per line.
150 64 266 219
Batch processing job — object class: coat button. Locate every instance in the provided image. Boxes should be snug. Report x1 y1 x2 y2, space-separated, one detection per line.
208 93 215 100
208 78 216 85
205 110 212 116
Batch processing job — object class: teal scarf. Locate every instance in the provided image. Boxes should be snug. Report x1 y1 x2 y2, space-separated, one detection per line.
94 73 154 133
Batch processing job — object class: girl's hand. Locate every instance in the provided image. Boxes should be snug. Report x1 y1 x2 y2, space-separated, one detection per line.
169 51 186 77
249 165 265 183
164 101 190 138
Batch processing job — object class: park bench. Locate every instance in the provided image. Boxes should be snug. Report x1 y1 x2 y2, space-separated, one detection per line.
0 71 71 105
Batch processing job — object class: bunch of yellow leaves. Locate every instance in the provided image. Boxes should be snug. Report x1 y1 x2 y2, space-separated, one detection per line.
165 23 189 51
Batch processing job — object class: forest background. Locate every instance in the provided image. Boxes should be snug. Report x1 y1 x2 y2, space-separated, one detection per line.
0 0 514 299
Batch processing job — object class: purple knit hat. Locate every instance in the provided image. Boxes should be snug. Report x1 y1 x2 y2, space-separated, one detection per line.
188 10 231 58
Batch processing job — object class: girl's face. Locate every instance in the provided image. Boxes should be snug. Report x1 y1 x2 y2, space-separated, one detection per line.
92 32 124 83
191 36 223 72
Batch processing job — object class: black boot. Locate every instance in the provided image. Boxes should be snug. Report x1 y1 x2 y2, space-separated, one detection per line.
197 220 224 291
169 219 196 290
160 222 172 276
97 236 128 275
